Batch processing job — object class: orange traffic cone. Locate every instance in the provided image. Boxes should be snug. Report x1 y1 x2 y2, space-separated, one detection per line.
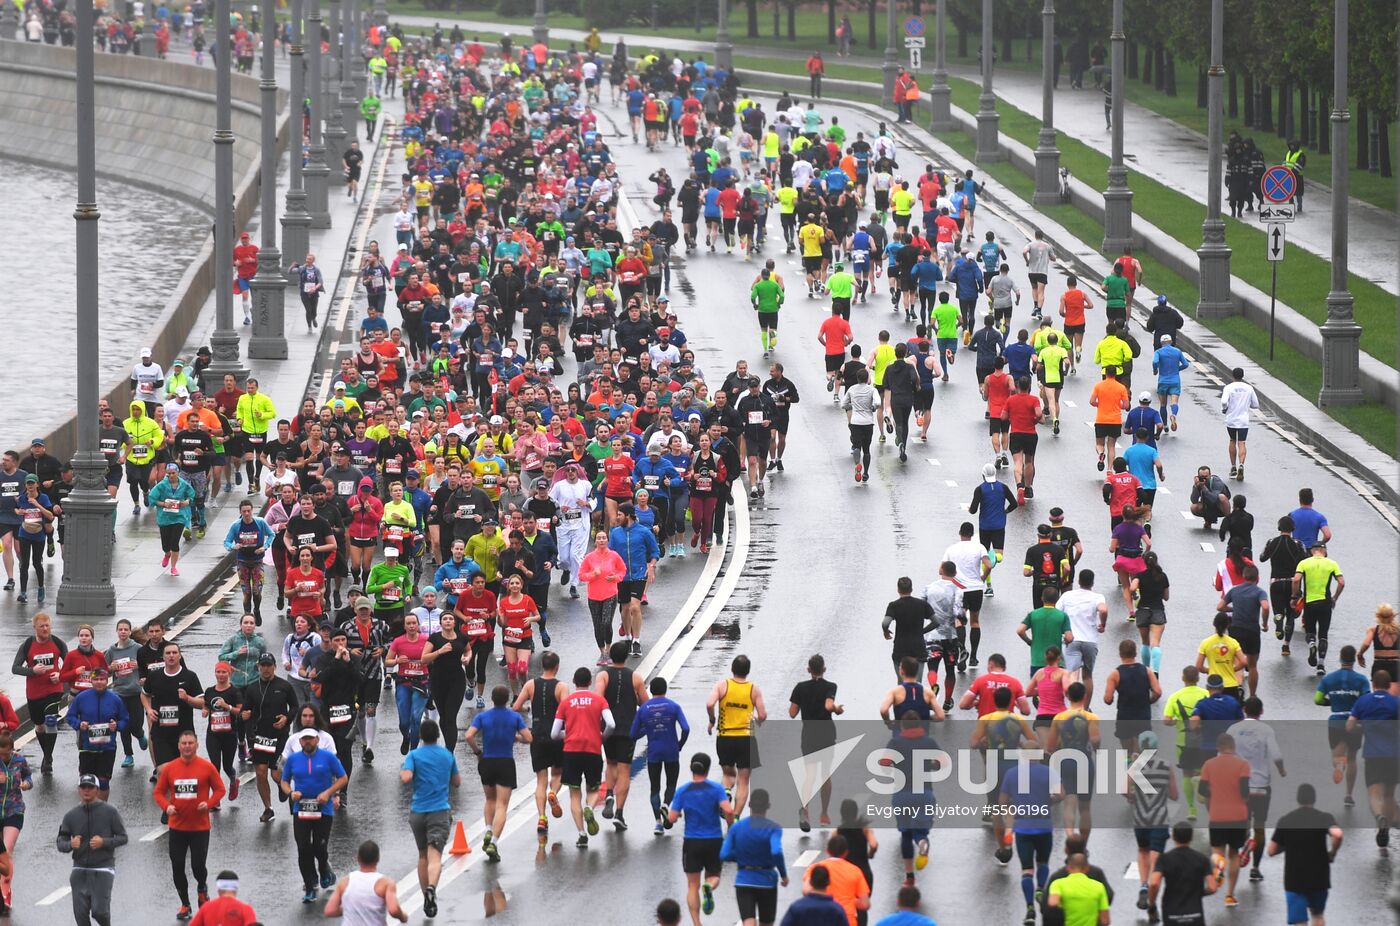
448 820 472 855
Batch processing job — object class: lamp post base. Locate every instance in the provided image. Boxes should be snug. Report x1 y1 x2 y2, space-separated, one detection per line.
1318 310 1364 407
282 194 312 279
929 83 952 132
1101 179 1134 254
1195 227 1234 318
1032 130 1061 204
305 162 332 229
249 249 289 359
975 108 1002 163
55 451 117 618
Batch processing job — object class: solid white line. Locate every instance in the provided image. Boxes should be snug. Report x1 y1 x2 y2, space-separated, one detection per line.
1199 542 1216 552
140 826 168 842
635 543 725 679
656 499 751 684
36 887 71 906
794 849 821 868
1063 400 1077 408
1179 511 1195 520
927 458 941 466
944 480 958 488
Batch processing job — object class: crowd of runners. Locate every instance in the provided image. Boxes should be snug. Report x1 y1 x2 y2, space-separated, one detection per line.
0 15 1395 926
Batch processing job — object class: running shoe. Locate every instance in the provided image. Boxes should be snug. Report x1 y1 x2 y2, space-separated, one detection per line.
1169 413 1178 431
1097 452 1106 472
915 837 930 870
994 843 1013 864
584 805 599 836
1308 643 1318 667
1379 817 1392 847
884 415 893 434
320 870 336 889
654 818 665 835
854 463 863 483
548 789 563 818
362 747 374 763
259 808 275 823
613 813 628 832
1025 903 1036 923
1137 888 1149 910
121 755 134 769
476 697 485 709
302 889 317 904
162 552 171 568
701 883 715 916
603 793 615 819
1224 895 1238 908
176 906 193 921
1248 868 1263 882
798 808 811 832
423 885 438 918
229 777 239 801
484 832 500 862
1228 465 1238 479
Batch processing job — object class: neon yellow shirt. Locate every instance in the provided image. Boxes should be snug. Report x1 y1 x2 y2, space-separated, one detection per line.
776 186 798 214
870 343 896 386
890 188 915 216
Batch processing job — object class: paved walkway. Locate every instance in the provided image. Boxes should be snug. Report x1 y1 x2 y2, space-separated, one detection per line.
392 14 1398 295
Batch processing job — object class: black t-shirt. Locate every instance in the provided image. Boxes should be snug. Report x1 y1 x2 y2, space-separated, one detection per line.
1135 569 1170 609
1270 806 1337 892
1024 541 1067 586
284 513 333 563
242 675 298 736
427 632 468 687
144 666 204 733
202 684 243 736
173 429 214 473
789 678 837 721
885 596 934 659
1153 846 1211 926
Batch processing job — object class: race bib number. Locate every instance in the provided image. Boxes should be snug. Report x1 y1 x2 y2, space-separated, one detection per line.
297 799 323 819
32 653 54 671
369 276 384 290
536 518 553 532
297 532 317 549
576 334 594 347
159 704 180 727
132 443 149 456
87 723 112 745
303 282 317 294
502 624 525 645
481 474 498 487
174 778 198 799
695 476 712 492
562 509 583 520
385 459 403 474
398 660 426 677
382 586 402 603
182 450 200 466
253 735 279 754
328 704 353 726
337 480 354 495
455 505 475 520
110 657 135 678
747 411 765 425
298 580 319 596
209 710 232 733
448 577 469 594
238 530 259 548
247 434 265 445
464 617 492 640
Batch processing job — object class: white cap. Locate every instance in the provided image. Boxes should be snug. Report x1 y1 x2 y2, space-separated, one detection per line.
384 546 400 557
981 463 997 482
1159 334 1172 343
140 347 152 357
334 382 346 390
1138 391 1152 403
489 415 505 426
176 387 190 397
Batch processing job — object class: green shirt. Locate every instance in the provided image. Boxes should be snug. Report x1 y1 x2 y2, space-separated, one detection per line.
932 301 961 339
366 562 413 611
1163 685 1209 749
750 279 784 314
826 271 855 300
1103 274 1130 309
825 124 846 146
1039 344 1069 385
1021 607 1070 668
360 96 382 119
1049 872 1109 926
1295 556 1342 603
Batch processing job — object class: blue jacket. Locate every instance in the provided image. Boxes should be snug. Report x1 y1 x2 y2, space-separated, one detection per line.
282 747 347 818
224 517 274 560
434 557 483 609
912 259 944 291
633 457 684 501
947 257 985 300
148 477 195 528
609 522 660 581
522 530 557 587
720 815 787 889
1152 345 1190 386
67 688 130 753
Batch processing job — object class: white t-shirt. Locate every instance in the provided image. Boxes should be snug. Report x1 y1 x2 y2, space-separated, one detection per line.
1025 240 1053 275
261 468 299 497
792 160 814 190
1226 717 1283 788
874 135 897 161
581 61 598 81
1220 381 1259 428
943 540 989 591
1058 588 1106 646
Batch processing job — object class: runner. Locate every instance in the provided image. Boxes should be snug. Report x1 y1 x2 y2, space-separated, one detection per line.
280 727 348 904
1265 783 1344 926
1022 230 1053 318
1220 368 1259 480
1227 696 1286 882
67 668 127 802
13 612 67 775
596 641 648 831
841 367 877 484
325 841 409 923
58 774 128 926
995 741 1059 924
552 666 616 848
1151 335 1190 434
1089 366 1130 473
1345 673 1399 849
0 733 31 913
400 717 459 911
1003 377 1043 502
969 464 1018 600
668 753 735 926
188 870 257 926
1292 542 1344 677
240 652 296 823
944 522 993 668
1057 275 1092 370
818 305 854 398
153 729 225 919
632 676 691 835
1198 732 1253 908
706 655 767 819
385 612 431 753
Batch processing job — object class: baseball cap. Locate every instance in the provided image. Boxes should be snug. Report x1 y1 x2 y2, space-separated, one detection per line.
355 599 373 611
1036 524 1051 537
534 479 549 489
384 546 400 557
1159 334 1172 343
29 437 44 447
298 728 321 739
257 652 277 666
1138 392 1151 403
1138 730 1159 750
79 774 101 789
140 347 153 357
981 463 997 482
23 474 36 484
1156 294 1167 305
173 359 185 367
176 386 190 397
489 415 505 426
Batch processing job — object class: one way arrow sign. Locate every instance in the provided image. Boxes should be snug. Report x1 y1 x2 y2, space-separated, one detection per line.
1266 223 1286 262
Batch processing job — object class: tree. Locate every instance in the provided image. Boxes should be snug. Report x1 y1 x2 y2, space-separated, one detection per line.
1347 0 1397 176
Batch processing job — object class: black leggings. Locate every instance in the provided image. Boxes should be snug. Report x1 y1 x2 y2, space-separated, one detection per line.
330 728 355 782
205 732 237 779
119 693 145 755
168 829 210 905
850 423 874 470
647 759 680 815
159 523 184 553
891 402 913 448
300 294 320 327
293 816 334 889
589 597 618 651
27 695 61 761
431 674 467 751
403 317 427 362
1303 601 1334 661
125 462 152 503
918 289 937 326
17 539 43 593
466 643 493 694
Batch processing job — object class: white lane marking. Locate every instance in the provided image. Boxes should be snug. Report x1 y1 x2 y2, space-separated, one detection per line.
36 887 71 906
945 480 958 488
927 458 941 465
794 849 821 867
1200 542 1216 552
1063 400 1077 408
1158 486 1171 495
636 542 725 679
141 826 168 842
656 498 751 683
1180 511 1195 520
1123 862 1141 881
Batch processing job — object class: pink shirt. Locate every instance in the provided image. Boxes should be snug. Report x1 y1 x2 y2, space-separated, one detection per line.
578 549 626 602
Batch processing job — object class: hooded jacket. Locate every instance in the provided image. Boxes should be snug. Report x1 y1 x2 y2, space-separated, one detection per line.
122 402 165 466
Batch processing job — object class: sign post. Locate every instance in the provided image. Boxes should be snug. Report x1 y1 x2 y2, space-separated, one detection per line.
1266 222 1286 359
904 35 925 69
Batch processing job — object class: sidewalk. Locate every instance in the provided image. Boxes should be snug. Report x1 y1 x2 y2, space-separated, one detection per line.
393 14 1397 295
0 96 393 703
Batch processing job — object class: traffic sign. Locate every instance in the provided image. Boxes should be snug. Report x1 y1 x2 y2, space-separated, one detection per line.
1258 202 1295 223
1267 223 1286 262
903 16 924 37
1260 165 1297 204
903 36 925 48
908 46 923 69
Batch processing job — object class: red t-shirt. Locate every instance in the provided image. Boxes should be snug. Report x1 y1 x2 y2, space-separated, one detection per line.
154 755 227 832
499 594 537 645
21 638 66 701
680 112 700 136
717 187 741 219
1061 289 1088 326
968 672 1025 716
286 568 326 618
456 590 497 640
819 316 852 356
189 894 258 926
1104 472 1140 517
603 455 635 498
1003 394 1042 434
934 214 959 243
233 243 259 279
390 635 429 685
556 689 610 753
983 372 1013 417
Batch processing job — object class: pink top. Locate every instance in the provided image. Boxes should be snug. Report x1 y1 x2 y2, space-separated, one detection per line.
578 549 626 602
1031 667 1067 717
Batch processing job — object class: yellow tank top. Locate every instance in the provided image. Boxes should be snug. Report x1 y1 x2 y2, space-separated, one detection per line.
717 679 755 736
469 458 506 500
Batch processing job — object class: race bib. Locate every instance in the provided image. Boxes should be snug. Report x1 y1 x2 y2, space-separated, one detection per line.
481 474 498 487
695 476 712 492
247 434 265 445
562 509 583 520
110 657 135 678
385 459 403 474
298 580 319 596
132 443 149 456
464 617 492 640
253 734 278 754
536 517 552 532
643 475 660 491
398 660 426 677
303 282 317 294
297 799 323 819
87 722 112 745
328 704 352 726
174 777 198 798
381 586 402 603
209 710 232 733
502 624 525 645
238 530 259 548
32 653 54 671
576 334 594 347
448 577 469 594
297 532 317 548
182 450 200 466
159 704 180 727
337 480 354 495
455 505 474 519
747 411 765 425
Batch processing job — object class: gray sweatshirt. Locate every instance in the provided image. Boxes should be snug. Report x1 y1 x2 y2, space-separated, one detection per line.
57 800 128 869
103 641 144 697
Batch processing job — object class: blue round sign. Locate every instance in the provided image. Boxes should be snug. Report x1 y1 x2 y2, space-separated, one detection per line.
904 16 924 37
1261 165 1297 204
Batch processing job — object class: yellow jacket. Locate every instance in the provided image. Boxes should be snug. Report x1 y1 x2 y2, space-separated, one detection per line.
122 402 166 465
235 392 277 436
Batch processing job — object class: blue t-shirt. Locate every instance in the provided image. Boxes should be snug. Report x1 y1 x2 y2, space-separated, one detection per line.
404 744 459 813
913 260 943 290
1350 691 1399 758
1288 507 1329 547
1317 668 1370 727
849 231 872 269
1153 345 1189 386
979 241 1002 273
824 168 849 192
876 912 939 926
1192 694 1244 756
1223 582 1268 631
1122 442 1159 490
630 697 690 762
671 778 727 839
1124 406 1162 446
282 747 347 818
1003 342 1036 379
626 88 645 114
703 186 722 218
1000 762 1054 834
470 707 525 759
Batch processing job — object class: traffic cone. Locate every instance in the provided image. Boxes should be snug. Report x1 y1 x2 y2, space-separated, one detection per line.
448 820 472 855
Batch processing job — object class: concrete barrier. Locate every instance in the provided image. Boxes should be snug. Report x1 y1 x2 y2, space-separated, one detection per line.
0 40 290 463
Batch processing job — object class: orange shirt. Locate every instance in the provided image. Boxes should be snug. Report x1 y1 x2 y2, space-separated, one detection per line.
1199 752 1251 823
840 154 858 183
1061 289 1088 326
803 858 870 926
1090 378 1129 425
153 755 227 831
983 371 1013 417
818 316 853 356
177 407 225 437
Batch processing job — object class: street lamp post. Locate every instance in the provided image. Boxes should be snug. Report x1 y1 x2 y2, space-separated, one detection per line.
974 0 1001 162
929 0 951 131
1031 0 1060 203
205 0 247 386
249 1 287 359
714 0 733 70
282 0 312 277
322 0 347 183
1195 0 1232 317
304 0 331 228
1101 0 1133 253
881 0 898 107
1318 0 1362 405
57 0 117 617
351 1 367 104
533 0 548 46
338 0 359 147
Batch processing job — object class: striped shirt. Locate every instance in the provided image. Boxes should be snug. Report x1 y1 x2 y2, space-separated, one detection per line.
1132 755 1174 828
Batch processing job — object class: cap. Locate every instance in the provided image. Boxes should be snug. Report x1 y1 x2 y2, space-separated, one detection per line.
656 295 670 304
534 479 549 489
384 546 400 557
1156 294 1168 305
1310 540 1327 550
298 728 321 739
176 386 190 397
140 346 153 356
981 463 997 482
257 652 277 666
398 243 409 251
334 382 347 390
1206 673 1224 689
489 415 505 426
78 774 101 789
1138 391 1152 403
405 469 420 479
332 442 347 453
355 599 373 611
1159 334 1172 343
173 359 185 367
29 437 44 447
747 376 760 387
482 518 498 527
